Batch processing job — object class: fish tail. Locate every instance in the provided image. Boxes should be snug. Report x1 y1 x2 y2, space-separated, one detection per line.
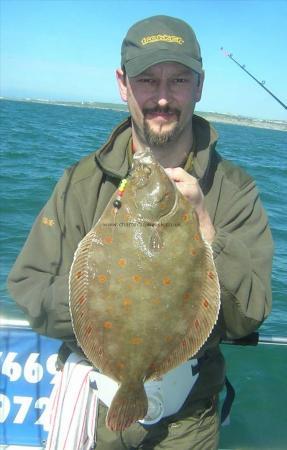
106 382 148 431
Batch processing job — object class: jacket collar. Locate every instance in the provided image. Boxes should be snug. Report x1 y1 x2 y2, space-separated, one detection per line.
94 114 218 182
94 117 132 179
191 115 218 179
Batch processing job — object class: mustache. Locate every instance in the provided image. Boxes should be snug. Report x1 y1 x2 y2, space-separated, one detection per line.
143 106 181 118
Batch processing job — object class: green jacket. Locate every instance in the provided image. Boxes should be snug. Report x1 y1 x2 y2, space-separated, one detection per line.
7 115 273 401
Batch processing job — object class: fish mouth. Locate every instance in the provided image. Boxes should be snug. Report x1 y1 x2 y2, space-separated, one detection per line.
153 189 179 221
155 191 173 206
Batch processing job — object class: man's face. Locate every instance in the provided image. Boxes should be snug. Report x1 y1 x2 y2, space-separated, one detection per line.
117 62 204 147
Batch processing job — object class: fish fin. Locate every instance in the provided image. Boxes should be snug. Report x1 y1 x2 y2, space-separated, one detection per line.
106 382 148 431
183 237 221 355
69 230 107 369
148 238 221 378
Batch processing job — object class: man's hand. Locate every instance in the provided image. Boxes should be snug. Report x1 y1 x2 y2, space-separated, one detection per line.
165 167 215 244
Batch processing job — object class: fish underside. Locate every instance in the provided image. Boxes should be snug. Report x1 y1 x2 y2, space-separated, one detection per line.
69 147 220 431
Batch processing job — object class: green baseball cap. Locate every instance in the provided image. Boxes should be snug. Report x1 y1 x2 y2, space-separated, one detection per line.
121 15 203 77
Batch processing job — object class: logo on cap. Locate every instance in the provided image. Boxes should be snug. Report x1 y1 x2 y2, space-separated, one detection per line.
141 34 184 46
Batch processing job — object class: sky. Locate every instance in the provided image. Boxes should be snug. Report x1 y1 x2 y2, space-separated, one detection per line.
1 0 287 120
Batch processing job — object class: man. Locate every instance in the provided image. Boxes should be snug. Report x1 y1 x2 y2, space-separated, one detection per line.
8 15 273 450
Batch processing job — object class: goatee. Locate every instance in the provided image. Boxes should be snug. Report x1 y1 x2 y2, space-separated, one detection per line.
143 106 181 147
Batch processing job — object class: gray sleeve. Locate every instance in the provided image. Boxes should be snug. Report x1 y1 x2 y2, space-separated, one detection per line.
7 169 85 341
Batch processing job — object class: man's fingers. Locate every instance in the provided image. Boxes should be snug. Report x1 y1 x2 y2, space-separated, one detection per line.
164 167 196 183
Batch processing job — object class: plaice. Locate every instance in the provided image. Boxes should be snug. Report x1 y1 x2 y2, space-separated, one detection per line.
69 147 220 431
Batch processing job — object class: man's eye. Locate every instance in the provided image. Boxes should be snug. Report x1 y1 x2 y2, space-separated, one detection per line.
138 78 155 84
173 78 189 83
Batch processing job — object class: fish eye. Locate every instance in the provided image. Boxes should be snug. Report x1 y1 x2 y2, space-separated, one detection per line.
133 165 151 188
143 166 151 176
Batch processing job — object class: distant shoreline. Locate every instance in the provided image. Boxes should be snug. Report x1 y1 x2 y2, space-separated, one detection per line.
1 97 286 132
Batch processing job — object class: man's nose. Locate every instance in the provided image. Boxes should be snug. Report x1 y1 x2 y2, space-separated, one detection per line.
156 81 170 106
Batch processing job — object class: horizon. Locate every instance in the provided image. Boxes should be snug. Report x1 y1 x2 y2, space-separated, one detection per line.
2 96 287 131
1 0 287 121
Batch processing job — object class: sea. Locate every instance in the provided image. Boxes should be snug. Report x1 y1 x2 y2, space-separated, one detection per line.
0 98 286 449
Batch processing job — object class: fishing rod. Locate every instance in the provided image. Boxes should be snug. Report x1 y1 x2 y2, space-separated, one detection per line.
222 331 287 346
221 48 287 110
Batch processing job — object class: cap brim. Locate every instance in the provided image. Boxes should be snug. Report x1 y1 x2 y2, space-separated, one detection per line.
124 49 203 77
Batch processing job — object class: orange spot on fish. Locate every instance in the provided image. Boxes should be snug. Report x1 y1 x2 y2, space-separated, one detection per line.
183 291 191 302
116 361 125 370
208 271 215 280
132 274 142 283
130 336 143 345
103 321 113 329
182 213 189 222
86 325 92 336
78 295 86 305
151 298 161 305
103 236 113 244
162 277 171 286
165 335 173 343
148 362 157 371
203 299 209 308
98 274 107 283
194 319 200 329
118 258 127 268
160 200 169 210
76 271 82 279
190 248 197 256
123 298 133 307
193 233 200 241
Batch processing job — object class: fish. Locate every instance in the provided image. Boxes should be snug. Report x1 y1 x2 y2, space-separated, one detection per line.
69 146 220 431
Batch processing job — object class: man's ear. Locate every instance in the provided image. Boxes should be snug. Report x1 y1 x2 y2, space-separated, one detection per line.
195 70 205 102
116 68 128 102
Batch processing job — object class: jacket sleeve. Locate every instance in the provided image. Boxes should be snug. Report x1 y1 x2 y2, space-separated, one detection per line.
7 167 85 341
211 177 273 339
